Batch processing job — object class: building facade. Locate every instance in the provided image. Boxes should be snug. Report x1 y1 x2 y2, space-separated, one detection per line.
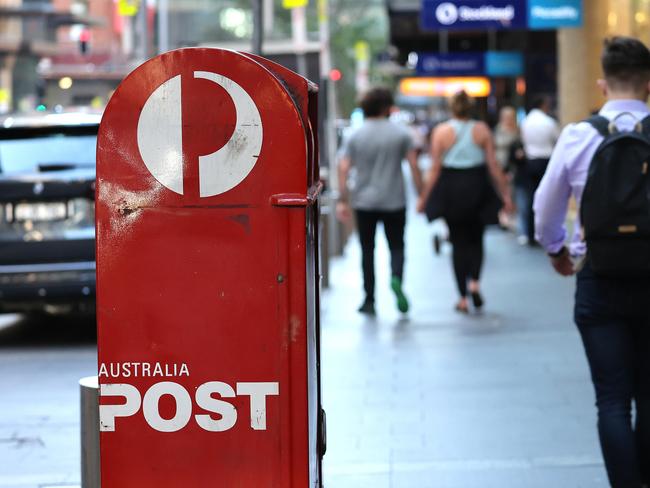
0 0 98 112
558 0 650 124
386 0 560 124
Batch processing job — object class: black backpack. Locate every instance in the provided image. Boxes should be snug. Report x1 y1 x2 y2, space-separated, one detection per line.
581 113 650 277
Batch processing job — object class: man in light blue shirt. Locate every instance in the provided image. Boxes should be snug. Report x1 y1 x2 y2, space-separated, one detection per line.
534 37 650 487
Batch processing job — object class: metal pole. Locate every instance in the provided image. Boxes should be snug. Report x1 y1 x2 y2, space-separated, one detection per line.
136 0 149 60
263 0 274 37
80 376 100 488
157 0 169 54
252 0 263 55
439 30 448 53
488 29 497 51
292 6 308 76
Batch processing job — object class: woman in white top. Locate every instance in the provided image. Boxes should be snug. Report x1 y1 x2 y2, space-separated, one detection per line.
417 91 512 313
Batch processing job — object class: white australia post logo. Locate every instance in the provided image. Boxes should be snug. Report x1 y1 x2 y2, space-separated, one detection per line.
98 362 280 433
436 2 459 25
136 71 263 198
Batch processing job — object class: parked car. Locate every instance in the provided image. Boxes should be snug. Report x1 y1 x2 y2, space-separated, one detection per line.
0 112 100 315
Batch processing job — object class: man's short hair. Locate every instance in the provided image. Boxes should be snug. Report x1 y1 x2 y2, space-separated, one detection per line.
359 87 394 117
602 36 650 91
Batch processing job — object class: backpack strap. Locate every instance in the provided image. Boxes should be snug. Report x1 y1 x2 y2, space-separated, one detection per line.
584 115 610 137
640 114 650 136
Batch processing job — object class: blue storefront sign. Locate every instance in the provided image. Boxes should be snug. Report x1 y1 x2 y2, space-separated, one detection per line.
485 51 524 76
416 52 485 76
417 51 524 77
421 0 582 31
528 0 582 29
421 0 528 31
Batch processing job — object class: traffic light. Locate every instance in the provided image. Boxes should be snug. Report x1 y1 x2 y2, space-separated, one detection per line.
329 68 342 82
79 28 90 55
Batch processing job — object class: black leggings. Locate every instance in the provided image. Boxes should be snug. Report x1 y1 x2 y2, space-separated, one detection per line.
356 208 406 303
447 219 484 297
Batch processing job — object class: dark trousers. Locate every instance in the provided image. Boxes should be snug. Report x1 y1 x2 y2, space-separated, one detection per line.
523 158 549 243
355 208 406 303
514 183 532 239
447 218 484 297
575 264 650 487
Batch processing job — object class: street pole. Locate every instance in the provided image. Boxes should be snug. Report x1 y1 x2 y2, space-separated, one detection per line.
317 0 344 257
157 0 169 54
252 0 263 55
439 30 448 53
292 6 308 76
136 0 149 60
263 0 274 38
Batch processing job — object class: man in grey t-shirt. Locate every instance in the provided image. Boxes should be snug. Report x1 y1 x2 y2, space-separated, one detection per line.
337 87 423 315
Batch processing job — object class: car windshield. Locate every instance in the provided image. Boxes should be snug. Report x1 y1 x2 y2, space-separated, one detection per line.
0 133 97 174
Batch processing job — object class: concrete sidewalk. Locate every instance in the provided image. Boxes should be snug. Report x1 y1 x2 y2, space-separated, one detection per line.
320 211 608 487
0 208 608 488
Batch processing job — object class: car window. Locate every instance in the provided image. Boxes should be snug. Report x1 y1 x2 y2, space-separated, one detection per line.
0 134 97 174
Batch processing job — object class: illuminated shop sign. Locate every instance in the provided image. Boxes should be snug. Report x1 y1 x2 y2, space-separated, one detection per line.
416 53 485 76
416 51 524 77
399 77 492 97
421 0 583 30
528 0 582 29
421 0 527 30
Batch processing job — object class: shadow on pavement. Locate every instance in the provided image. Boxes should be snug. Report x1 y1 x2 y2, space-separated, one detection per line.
0 313 97 347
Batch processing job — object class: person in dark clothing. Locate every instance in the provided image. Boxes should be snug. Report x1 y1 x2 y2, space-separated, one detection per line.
337 87 423 315
417 91 512 313
520 95 559 245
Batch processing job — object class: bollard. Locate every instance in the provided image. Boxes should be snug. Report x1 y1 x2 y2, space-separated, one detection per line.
79 376 100 488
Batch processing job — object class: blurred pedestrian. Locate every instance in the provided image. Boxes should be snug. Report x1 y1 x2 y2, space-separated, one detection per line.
520 95 560 245
337 87 424 316
408 113 429 159
416 91 512 313
494 106 520 230
534 36 650 487
494 106 519 170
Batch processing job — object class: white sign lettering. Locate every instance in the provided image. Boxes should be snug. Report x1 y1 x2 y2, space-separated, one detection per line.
99 381 280 433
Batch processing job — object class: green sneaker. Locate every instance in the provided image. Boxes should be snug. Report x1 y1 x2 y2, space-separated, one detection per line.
390 276 409 314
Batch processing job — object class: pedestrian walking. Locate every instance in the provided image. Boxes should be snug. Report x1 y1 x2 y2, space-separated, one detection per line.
416 91 512 313
520 95 560 245
494 106 520 170
534 36 650 488
336 87 424 316
494 105 520 230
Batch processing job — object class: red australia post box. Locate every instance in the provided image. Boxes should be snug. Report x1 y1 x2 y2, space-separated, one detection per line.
95 48 325 487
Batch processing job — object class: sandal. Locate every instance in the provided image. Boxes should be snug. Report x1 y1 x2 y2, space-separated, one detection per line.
471 291 484 309
455 301 469 314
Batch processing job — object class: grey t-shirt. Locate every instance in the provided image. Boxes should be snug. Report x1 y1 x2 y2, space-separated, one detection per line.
342 119 413 211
